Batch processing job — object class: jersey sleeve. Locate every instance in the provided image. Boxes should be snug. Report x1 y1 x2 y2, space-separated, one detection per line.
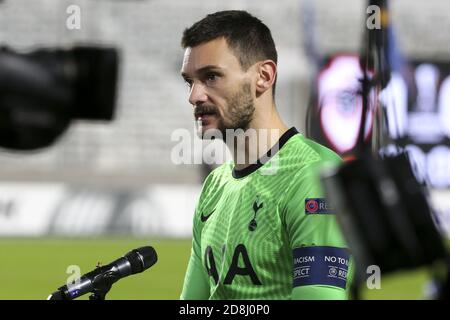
281 162 353 300
180 210 210 299
180 172 216 300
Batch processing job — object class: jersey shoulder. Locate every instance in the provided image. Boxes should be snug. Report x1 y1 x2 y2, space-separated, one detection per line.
283 134 342 167
280 134 343 199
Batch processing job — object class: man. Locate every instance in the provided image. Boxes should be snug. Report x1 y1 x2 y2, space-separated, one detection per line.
180 10 353 300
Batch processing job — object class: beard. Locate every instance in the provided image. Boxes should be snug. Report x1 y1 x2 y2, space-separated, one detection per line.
195 81 255 140
219 81 255 133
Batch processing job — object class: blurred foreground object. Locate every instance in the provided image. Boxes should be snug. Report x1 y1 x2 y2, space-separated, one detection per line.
307 0 450 299
322 153 449 299
0 46 119 150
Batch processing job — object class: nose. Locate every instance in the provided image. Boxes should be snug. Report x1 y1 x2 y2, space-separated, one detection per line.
188 82 208 106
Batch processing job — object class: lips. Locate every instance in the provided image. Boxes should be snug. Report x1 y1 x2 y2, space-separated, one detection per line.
194 106 219 129
196 113 216 120
197 115 217 130
195 110 216 117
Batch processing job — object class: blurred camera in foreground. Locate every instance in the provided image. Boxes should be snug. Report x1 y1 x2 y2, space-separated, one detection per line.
321 153 450 299
0 45 119 150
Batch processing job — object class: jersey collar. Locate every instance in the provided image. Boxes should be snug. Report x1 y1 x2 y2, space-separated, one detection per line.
232 127 299 179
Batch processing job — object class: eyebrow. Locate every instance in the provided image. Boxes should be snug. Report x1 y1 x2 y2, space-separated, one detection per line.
181 65 223 79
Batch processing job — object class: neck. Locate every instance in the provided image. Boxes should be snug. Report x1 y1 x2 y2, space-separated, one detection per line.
227 103 289 171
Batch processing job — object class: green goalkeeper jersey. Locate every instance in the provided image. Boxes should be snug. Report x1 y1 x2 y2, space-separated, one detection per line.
181 128 353 300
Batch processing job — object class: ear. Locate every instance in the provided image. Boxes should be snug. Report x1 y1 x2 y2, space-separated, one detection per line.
255 60 277 95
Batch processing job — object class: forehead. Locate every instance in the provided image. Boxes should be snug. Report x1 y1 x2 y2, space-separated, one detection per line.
181 37 241 75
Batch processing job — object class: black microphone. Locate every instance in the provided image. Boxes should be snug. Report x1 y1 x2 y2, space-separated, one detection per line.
47 246 157 300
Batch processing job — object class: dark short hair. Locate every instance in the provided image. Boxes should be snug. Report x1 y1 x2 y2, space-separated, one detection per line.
181 10 278 96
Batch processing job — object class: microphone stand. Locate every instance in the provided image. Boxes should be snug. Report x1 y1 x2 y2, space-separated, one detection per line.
88 271 117 300
48 267 118 300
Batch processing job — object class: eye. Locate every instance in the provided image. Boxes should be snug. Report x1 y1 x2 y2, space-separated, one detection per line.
205 73 219 85
184 78 193 89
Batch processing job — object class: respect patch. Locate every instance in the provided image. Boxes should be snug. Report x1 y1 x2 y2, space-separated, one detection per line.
305 198 333 214
292 246 350 289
